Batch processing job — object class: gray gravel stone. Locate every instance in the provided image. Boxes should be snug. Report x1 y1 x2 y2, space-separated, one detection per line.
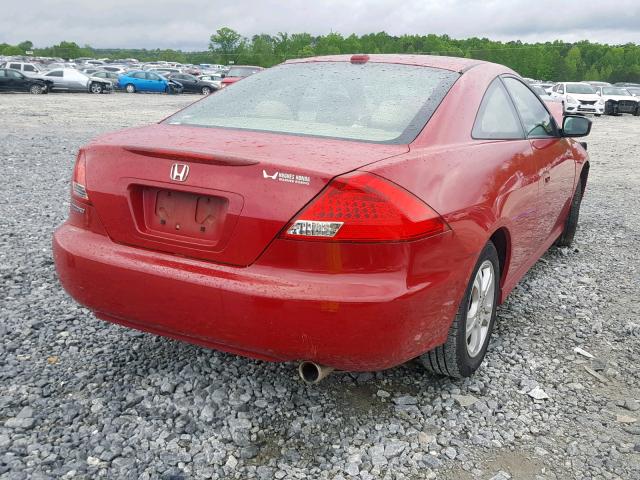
0 95 638 480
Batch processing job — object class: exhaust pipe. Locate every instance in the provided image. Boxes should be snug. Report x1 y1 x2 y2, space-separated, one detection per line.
298 361 334 384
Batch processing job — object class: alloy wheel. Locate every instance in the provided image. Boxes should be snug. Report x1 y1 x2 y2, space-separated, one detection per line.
465 260 495 358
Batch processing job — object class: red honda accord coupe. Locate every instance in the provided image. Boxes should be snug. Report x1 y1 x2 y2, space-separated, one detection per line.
53 54 591 381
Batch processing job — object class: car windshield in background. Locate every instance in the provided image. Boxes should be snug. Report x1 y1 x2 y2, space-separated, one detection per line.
166 62 459 143
603 87 631 96
227 66 261 77
566 83 596 94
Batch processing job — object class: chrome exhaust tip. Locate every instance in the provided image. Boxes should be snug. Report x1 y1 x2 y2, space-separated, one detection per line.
298 361 334 384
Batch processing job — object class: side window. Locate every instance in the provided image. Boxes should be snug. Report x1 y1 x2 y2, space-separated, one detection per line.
24 65 35 72
7 70 23 79
132 72 146 79
147 73 160 80
46 71 63 77
0 70 5 77
503 78 557 138
9 63 21 70
557 84 564 94
472 79 523 140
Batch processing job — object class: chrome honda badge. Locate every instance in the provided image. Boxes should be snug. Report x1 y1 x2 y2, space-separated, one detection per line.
170 163 189 182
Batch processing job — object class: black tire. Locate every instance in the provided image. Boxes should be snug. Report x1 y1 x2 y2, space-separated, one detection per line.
556 180 583 247
419 241 500 378
634 109 639 117
201 86 211 95
29 84 43 95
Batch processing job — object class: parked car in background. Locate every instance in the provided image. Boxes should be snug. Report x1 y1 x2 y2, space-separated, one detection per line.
101 66 127 74
0 61 43 77
54 54 592 381
198 73 223 89
166 73 218 94
0 62 42 77
626 86 640 97
531 84 556 101
613 82 640 88
92 70 121 85
118 70 183 94
595 86 639 116
550 82 604 116
0 68 52 94
220 65 264 87
37 68 113 94
584 81 610 88
150 67 181 76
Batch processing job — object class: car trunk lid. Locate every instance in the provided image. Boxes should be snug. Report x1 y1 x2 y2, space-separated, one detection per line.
84 124 408 266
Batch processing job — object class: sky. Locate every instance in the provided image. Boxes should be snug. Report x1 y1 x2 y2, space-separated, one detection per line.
2 0 639 50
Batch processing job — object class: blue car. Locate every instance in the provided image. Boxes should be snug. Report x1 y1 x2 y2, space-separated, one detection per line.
118 70 183 94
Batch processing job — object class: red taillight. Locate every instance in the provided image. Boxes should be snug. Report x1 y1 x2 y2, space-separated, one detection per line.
72 151 90 203
282 172 448 242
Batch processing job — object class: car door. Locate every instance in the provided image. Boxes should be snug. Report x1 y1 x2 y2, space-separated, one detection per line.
503 76 576 249
0 69 9 91
45 70 65 90
146 72 163 92
6 69 28 91
179 74 197 92
472 78 541 273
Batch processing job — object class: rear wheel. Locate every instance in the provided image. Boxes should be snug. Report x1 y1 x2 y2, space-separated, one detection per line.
201 86 211 95
29 84 43 94
556 180 583 247
125 84 135 93
419 241 499 378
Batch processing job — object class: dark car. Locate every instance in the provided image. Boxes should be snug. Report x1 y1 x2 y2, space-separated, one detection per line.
166 73 218 95
0 68 52 94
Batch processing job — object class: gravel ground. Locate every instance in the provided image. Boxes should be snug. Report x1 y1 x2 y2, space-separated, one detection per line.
0 93 639 480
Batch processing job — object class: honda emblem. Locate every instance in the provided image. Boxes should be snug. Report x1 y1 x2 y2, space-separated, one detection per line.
170 163 189 182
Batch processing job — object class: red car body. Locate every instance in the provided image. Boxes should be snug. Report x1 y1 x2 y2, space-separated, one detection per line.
53 55 589 371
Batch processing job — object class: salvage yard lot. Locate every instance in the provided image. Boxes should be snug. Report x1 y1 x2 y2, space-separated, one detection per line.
0 93 639 479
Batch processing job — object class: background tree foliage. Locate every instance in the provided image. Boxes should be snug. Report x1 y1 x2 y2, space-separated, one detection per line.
2 29 639 82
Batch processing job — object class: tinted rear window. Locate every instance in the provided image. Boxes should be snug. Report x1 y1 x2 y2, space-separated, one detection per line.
166 62 459 144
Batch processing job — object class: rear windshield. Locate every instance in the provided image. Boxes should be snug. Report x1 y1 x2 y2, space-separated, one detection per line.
566 83 596 94
166 62 459 143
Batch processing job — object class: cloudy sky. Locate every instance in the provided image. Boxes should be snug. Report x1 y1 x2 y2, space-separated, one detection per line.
2 0 639 50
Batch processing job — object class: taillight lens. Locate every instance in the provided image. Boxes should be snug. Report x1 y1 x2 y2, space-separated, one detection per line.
72 151 90 203
282 172 448 242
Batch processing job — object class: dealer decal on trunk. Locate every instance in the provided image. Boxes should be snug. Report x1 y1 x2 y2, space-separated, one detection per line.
262 169 310 186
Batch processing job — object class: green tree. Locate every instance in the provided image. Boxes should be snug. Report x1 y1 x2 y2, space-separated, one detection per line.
209 27 242 59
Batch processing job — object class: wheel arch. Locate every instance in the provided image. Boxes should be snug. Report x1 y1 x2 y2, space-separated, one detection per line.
579 161 590 195
488 226 511 298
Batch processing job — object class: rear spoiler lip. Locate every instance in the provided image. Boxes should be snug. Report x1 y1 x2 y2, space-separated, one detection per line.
123 146 260 166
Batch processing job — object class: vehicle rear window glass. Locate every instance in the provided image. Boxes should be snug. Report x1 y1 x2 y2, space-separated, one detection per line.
9 63 20 69
472 79 524 140
166 62 459 144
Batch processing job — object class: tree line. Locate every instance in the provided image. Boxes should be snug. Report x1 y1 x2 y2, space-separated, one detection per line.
2 28 640 82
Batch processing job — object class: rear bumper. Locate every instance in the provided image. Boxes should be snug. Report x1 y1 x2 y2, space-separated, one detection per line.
52 223 469 371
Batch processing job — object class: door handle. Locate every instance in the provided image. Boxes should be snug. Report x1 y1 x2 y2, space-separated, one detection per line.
543 170 551 183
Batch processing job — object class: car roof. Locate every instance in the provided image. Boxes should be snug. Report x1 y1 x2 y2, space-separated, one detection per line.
285 54 484 72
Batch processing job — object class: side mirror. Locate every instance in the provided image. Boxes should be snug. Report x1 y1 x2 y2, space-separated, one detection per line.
220 73 226 78
562 115 592 138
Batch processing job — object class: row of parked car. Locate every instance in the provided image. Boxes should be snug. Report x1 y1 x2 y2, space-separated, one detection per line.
0 57 263 95
527 80 640 116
